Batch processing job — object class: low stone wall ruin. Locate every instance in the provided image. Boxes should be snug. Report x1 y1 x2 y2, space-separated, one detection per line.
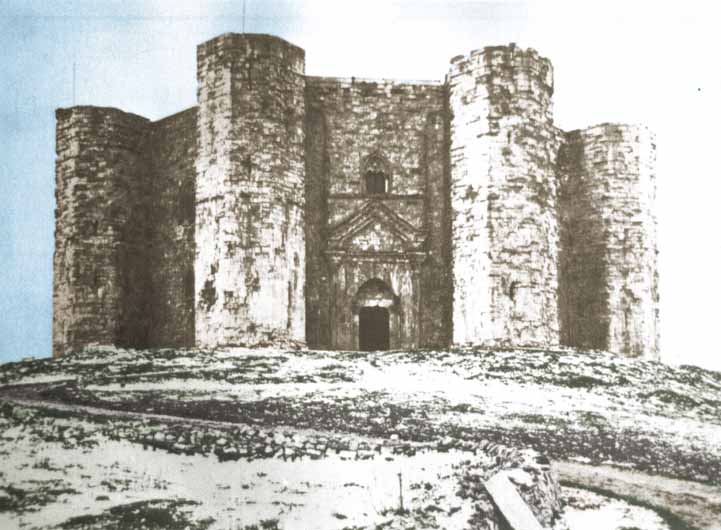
1 400 565 529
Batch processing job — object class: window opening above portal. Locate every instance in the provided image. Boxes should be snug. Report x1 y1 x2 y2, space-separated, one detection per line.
365 171 388 194
361 152 391 195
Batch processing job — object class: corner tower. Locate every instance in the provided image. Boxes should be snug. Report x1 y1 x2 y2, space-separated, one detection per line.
53 107 151 357
447 45 561 347
558 124 659 358
194 34 306 347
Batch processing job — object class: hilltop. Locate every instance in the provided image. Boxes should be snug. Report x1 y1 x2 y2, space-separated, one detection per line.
1 346 720 529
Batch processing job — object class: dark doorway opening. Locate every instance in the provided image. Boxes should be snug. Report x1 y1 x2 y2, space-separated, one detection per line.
359 307 390 351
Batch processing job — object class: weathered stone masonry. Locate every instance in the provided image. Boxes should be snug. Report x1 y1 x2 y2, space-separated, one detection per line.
54 108 151 355
305 77 450 351
194 35 306 348
558 124 659 356
53 33 659 359
448 45 560 348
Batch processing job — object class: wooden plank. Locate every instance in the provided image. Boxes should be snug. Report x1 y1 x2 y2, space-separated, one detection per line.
484 471 545 530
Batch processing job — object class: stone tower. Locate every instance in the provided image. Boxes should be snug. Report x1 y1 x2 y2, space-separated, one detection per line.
194 34 306 348
53 107 151 356
558 124 659 357
51 33 659 359
447 45 561 347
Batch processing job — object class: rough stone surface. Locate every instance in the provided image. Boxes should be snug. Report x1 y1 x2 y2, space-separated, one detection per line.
461 445 564 529
448 45 561 348
194 34 306 348
53 106 200 357
52 33 658 359
305 77 450 350
558 124 659 358
146 108 198 348
53 107 152 356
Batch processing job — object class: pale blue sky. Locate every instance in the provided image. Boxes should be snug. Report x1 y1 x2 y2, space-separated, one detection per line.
1 0 719 369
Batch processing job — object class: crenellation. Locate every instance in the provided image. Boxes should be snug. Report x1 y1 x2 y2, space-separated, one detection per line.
52 33 659 359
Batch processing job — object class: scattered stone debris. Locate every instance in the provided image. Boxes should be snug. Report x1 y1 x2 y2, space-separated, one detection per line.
1 345 719 528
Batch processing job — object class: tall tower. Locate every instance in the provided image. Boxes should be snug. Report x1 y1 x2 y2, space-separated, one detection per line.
53 107 151 357
447 45 561 347
194 34 306 347
558 124 659 358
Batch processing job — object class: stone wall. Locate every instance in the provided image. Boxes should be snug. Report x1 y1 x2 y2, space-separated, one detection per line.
146 108 198 347
421 109 453 348
51 33 659 359
448 45 561 348
304 77 450 350
194 34 306 348
558 124 659 357
53 107 151 357
303 103 331 348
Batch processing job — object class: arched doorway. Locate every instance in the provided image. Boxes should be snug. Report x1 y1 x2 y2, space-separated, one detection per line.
352 278 399 351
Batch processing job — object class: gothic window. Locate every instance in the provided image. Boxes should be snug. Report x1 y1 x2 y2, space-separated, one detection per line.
365 171 388 194
362 152 390 194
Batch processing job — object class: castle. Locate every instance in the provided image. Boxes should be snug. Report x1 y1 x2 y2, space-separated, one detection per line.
52 33 659 358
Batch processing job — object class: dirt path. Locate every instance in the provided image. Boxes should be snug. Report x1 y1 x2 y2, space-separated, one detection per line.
554 461 721 530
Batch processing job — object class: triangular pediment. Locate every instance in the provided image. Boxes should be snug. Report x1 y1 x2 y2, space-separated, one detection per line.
328 201 427 252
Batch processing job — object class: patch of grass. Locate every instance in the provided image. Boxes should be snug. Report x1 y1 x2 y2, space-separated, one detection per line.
242 519 280 530
58 499 214 530
576 411 610 431
448 403 475 413
32 457 62 471
0 494 14 512
563 375 609 389
503 413 569 429
641 389 699 409
0 483 78 514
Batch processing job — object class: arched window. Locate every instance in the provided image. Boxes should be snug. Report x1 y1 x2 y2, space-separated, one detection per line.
361 152 390 195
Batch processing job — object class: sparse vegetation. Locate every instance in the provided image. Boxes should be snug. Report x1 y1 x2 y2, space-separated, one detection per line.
57 499 214 530
1 345 719 529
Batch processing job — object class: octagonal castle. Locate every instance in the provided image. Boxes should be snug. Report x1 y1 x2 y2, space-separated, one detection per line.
52 33 659 358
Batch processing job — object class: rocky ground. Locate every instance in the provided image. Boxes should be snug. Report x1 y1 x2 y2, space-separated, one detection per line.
0 345 720 529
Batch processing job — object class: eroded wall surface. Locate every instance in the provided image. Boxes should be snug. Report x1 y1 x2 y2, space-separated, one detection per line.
53 107 151 357
304 78 451 350
146 108 198 347
194 34 306 348
448 45 561 347
558 124 659 358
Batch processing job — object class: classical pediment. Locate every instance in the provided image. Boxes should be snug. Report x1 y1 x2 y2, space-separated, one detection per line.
327 200 427 253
